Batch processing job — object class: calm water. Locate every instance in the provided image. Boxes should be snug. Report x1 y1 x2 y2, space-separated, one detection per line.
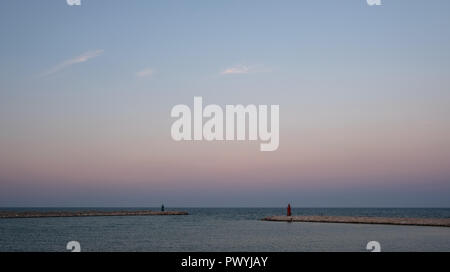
0 208 449 252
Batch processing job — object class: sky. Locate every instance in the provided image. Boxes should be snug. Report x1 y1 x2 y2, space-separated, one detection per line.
0 0 449 207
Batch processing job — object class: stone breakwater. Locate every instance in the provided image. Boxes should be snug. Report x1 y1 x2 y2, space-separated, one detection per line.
0 210 188 219
262 215 450 227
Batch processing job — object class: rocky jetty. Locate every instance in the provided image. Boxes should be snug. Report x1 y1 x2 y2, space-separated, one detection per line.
262 215 450 227
0 210 188 219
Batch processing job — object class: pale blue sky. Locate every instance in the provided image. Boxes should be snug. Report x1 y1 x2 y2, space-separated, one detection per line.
0 0 450 206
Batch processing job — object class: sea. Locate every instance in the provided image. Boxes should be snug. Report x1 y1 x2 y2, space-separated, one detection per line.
0 208 449 252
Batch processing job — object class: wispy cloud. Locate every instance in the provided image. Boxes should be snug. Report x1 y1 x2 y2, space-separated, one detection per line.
221 65 250 75
220 64 270 75
136 68 154 78
38 49 104 77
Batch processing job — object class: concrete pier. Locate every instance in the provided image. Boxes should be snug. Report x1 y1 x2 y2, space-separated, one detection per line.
262 215 450 227
0 210 188 219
